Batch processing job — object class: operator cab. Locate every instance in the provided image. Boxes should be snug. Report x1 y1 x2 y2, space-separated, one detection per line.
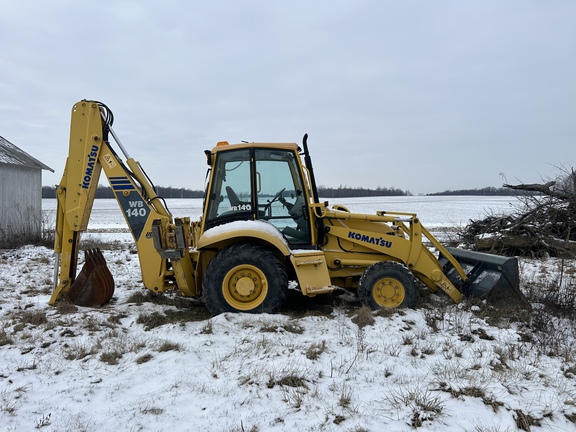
204 143 312 245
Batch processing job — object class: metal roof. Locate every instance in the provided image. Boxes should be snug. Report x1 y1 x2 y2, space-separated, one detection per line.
0 135 54 172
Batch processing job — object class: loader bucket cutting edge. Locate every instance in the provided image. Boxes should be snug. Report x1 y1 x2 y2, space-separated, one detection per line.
439 247 528 306
65 248 115 307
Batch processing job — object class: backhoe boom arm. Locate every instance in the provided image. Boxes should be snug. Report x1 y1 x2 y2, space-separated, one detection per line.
50 100 197 305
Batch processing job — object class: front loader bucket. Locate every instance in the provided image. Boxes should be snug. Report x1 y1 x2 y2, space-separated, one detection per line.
65 248 115 307
439 247 528 306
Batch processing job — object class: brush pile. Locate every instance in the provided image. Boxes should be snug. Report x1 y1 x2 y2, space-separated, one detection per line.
459 168 576 258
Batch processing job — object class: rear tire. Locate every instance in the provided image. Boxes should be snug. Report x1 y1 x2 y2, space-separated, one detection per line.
203 243 288 315
359 261 418 310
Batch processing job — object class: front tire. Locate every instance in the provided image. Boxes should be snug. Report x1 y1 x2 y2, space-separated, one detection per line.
203 243 288 315
359 261 419 310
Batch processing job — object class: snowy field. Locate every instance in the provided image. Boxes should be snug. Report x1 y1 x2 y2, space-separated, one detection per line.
41 196 517 243
41 195 517 229
2 196 576 431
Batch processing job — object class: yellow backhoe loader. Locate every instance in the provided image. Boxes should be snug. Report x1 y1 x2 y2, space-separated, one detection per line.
50 100 524 314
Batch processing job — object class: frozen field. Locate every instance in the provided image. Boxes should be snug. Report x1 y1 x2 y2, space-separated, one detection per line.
42 195 516 242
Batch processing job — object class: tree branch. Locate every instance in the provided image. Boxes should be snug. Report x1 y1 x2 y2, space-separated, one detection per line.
504 181 571 200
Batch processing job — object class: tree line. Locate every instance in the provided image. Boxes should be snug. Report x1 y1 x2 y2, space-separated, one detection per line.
317 185 411 198
42 184 412 199
42 184 523 199
427 187 525 196
42 185 204 199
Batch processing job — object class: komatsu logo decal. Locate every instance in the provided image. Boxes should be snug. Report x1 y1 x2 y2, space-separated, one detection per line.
81 145 99 189
348 231 392 248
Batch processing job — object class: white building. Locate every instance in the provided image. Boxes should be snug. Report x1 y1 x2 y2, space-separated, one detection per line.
0 136 53 245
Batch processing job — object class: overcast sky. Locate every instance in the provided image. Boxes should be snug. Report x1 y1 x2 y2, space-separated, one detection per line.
1 1 574 195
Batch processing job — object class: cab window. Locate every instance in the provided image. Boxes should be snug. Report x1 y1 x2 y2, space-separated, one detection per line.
205 149 252 226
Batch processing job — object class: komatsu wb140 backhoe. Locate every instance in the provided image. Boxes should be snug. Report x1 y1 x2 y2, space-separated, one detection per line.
50 100 524 314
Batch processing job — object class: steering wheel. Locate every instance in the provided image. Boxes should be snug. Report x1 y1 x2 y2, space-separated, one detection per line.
263 188 286 213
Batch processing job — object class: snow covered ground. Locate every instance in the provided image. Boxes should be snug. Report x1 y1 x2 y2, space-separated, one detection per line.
1 197 575 431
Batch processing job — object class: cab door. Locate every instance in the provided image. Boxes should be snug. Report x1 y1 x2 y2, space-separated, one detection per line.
254 148 311 245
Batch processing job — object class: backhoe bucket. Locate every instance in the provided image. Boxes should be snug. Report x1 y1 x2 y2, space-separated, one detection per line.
65 248 115 307
439 247 527 306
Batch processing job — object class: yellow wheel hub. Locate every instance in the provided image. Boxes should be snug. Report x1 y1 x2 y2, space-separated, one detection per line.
222 264 268 311
372 276 405 308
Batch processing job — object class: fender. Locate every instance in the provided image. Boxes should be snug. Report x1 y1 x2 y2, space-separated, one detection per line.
197 220 291 257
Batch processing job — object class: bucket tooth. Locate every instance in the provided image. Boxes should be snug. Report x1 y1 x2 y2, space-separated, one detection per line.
65 248 115 307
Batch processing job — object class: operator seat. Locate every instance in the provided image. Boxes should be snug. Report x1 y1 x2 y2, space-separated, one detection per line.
225 186 241 207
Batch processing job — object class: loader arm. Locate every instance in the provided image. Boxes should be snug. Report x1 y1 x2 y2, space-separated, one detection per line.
317 205 522 305
50 100 197 306
321 209 464 303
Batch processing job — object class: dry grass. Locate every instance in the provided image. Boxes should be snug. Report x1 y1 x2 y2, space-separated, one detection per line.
348 306 375 328
63 344 99 361
0 329 14 346
54 301 78 315
99 350 123 365
16 310 48 327
126 290 199 308
306 340 327 360
268 372 308 389
260 319 304 334
199 321 213 334
514 409 541 431
135 353 153 364
157 340 182 352
136 308 212 330
383 385 445 428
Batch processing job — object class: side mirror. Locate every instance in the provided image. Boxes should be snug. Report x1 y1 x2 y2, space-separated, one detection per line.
204 150 212 166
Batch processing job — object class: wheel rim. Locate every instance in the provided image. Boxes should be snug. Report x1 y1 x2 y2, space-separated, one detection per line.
372 276 405 308
222 264 268 311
